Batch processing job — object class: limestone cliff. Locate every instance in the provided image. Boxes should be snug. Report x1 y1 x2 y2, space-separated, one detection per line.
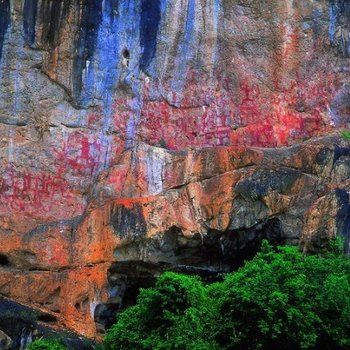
0 0 349 341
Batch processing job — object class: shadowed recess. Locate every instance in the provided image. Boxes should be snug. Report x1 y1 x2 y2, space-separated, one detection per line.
72 0 103 107
140 0 161 72
0 253 9 266
0 0 10 62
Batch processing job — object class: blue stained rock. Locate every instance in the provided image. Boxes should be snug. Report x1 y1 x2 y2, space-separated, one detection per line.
171 0 197 94
23 0 38 46
140 0 161 73
328 0 350 57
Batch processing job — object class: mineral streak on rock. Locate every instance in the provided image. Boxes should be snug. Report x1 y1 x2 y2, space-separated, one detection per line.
0 0 349 341
72 0 103 107
139 0 161 73
29 0 69 49
0 0 10 62
23 0 38 46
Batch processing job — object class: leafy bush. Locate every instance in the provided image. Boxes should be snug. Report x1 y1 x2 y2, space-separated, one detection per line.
104 241 350 350
104 272 218 350
340 129 350 141
214 241 350 349
28 338 66 350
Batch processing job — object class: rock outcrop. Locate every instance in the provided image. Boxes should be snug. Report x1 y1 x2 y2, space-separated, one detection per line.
0 0 349 340
0 296 95 350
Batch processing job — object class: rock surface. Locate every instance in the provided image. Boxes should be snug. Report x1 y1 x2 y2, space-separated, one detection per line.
0 0 349 340
0 297 95 350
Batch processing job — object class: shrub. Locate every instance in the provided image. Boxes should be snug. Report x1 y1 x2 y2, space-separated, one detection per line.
103 272 218 350
28 338 66 350
340 129 350 141
215 241 350 350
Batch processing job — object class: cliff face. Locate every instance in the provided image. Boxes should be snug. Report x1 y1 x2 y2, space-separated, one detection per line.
0 0 349 340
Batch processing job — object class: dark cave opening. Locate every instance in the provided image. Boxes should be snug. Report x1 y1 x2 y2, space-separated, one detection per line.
95 218 286 333
220 217 286 269
0 254 9 266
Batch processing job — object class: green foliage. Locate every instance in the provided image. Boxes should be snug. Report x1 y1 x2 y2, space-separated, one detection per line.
28 338 66 350
104 272 218 350
214 242 350 349
326 236 345 255
104 242 350 350
340 129 350 141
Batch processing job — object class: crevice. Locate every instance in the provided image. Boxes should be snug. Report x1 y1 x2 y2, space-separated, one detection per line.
122 48 130 67
162 96 211 110
0 254 9 267
0 120 28 127
163 168 252 193
0 261 110 275
165 183 188 191
60 123 88 129
37 313 57 323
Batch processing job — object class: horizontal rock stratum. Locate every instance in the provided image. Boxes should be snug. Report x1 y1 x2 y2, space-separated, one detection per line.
0 0 349 340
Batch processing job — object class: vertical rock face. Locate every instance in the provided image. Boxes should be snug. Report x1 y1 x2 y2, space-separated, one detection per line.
0 0 349 340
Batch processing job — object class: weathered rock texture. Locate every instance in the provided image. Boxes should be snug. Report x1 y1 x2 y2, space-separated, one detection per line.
0 0 349 340
0 296 95 350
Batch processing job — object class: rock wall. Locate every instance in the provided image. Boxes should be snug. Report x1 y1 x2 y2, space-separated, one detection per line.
0 0 349 340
